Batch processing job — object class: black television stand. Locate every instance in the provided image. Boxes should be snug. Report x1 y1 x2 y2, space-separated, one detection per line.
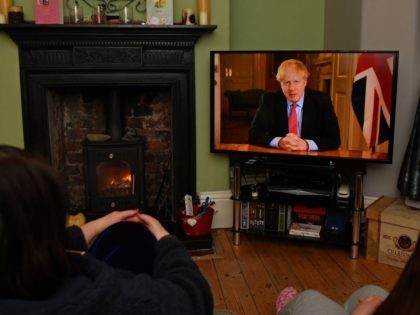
231 157 366 259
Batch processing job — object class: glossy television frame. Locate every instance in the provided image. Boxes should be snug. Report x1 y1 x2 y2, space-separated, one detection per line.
210 50 399 165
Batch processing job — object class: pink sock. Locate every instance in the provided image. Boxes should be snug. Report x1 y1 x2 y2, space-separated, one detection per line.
276 286 298 314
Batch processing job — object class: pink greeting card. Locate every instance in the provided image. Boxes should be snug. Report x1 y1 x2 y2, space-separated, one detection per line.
35 0 63 24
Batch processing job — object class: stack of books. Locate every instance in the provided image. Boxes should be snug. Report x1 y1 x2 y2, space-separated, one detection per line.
288 222 322 238
292 204 326 225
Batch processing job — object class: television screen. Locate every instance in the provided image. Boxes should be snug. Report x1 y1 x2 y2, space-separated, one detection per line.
210 50 398 164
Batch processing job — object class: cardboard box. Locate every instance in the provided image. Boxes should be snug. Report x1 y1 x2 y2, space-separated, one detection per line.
146 0 173 25
378 199 420 268
365 196 396 260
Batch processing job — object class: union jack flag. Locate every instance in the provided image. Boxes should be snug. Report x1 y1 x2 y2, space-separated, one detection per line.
351 53 394 149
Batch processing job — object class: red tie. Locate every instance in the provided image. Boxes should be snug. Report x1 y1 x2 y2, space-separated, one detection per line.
289 103 298 134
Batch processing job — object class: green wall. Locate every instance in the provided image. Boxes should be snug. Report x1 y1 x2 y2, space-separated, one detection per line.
195 1 231 192
324 0 361 49
0 0 325 192
197 0 325 192
0 31 23 147
230 0 325 50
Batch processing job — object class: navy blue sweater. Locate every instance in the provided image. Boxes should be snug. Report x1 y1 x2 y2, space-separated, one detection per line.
0 227 213 315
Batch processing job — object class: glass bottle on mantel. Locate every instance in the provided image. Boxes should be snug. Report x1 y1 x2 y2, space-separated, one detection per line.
197 0 210 25
0 0 13 23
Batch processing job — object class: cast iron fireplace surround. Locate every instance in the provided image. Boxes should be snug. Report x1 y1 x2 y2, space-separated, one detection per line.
2 24 216 221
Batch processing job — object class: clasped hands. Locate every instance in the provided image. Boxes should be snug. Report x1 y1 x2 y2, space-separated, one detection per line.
278 133 309 151
80 209 170 248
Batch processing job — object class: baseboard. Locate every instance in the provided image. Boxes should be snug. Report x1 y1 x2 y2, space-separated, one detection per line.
199 190 381 229
199 190 233 229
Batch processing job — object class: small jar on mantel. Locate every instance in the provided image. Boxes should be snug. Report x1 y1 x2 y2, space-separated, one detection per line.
197 0 210 25
8 5 23 24
0 0 13 23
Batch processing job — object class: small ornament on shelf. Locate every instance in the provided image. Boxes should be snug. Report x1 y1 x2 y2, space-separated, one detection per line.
69 1 83 24
91 4 106 24
8 5 23 24
119 5 133 24
181 7 195 25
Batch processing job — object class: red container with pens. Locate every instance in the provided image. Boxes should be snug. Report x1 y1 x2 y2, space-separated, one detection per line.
179 204 215 237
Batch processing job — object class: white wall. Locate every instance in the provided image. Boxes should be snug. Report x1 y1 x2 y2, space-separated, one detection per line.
360 0 420 198
325 0 420 198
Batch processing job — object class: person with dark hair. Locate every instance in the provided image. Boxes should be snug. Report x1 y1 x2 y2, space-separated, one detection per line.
275 235 420 315
249 59 341 151
0 145 213 314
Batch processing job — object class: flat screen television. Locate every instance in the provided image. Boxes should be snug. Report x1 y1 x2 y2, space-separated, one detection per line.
210 50 399 165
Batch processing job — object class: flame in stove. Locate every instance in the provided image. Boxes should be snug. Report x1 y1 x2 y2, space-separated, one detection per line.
97 161 134 197
109 174 132 187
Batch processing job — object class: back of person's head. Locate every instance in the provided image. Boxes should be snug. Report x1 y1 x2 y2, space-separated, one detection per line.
374 236 420 315
0 145 69 299
276 59 310 82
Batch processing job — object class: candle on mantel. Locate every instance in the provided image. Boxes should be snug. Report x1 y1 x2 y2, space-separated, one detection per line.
0 0 13 23
197 0 210 25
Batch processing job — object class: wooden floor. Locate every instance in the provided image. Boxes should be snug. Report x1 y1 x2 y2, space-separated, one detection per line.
195 229 402 315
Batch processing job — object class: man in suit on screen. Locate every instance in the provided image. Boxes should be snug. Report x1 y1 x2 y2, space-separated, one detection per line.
249 59 340 151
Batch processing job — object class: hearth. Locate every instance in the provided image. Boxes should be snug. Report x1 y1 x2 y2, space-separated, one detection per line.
1 24 216 222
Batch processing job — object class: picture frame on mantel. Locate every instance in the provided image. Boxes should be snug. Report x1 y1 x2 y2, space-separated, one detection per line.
35 0 64 24
146 0 173 25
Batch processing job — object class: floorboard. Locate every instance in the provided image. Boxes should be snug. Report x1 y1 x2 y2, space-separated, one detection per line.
195 229 402 315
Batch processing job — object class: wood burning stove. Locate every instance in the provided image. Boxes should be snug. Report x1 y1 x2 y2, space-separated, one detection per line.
81 86 147 220
83 141 145 220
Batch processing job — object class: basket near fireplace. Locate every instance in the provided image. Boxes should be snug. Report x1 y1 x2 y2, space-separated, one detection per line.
179 205 215 237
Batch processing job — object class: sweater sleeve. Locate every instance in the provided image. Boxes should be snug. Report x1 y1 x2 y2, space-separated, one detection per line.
57 232 213 315
137 235 214 315
156 235 214 314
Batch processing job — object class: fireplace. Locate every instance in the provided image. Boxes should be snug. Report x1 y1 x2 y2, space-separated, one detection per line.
1 24 216 222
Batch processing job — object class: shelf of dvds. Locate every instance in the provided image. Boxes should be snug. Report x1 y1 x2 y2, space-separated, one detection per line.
231 156 365 258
